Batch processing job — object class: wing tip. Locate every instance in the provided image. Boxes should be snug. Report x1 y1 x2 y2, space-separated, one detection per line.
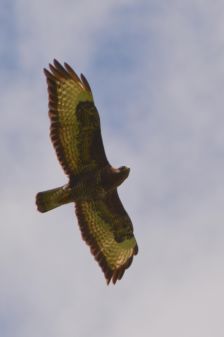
99 251 136 285
44 60 92 97
105 256 134 285
44 59 73 81
43 67 53 78
80 73 92 94
64 62 81 83
53 58 61 68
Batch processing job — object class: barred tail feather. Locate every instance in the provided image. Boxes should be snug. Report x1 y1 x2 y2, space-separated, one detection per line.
36 185 73 213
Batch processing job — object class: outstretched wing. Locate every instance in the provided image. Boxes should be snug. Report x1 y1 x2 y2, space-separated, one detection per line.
44 59 109 177
75 190 138 284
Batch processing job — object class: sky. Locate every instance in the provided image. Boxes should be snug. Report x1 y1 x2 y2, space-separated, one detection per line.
1 0 224 336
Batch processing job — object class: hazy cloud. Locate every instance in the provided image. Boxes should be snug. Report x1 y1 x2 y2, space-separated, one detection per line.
1 1 224 336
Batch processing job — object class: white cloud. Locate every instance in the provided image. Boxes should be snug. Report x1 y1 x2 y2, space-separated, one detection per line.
1 1 224 336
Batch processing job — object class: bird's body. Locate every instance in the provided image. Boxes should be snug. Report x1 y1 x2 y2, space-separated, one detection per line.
36 60 138 284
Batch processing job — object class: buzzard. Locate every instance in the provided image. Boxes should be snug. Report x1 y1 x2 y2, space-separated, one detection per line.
36 60 138 284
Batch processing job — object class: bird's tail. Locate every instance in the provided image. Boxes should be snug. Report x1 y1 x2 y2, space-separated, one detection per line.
36 185 74 213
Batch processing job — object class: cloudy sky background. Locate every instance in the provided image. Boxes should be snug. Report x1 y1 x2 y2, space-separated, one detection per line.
1 0 224 336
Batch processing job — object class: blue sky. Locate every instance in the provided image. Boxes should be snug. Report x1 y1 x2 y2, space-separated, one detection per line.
1 1 224 336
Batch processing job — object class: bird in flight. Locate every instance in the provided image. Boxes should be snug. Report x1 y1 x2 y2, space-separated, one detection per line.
36 60 138 284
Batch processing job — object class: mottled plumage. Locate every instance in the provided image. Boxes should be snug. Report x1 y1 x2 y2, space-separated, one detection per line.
36 60 138 284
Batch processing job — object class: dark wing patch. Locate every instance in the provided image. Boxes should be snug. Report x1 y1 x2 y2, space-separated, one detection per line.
75 190 138 284
44 59 109 177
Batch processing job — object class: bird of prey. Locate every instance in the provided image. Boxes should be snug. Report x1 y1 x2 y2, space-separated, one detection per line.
36 60 138 284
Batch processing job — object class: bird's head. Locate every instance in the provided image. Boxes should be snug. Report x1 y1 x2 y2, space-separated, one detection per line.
118 166 130 179
101 166 130 190
114 166 130 186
